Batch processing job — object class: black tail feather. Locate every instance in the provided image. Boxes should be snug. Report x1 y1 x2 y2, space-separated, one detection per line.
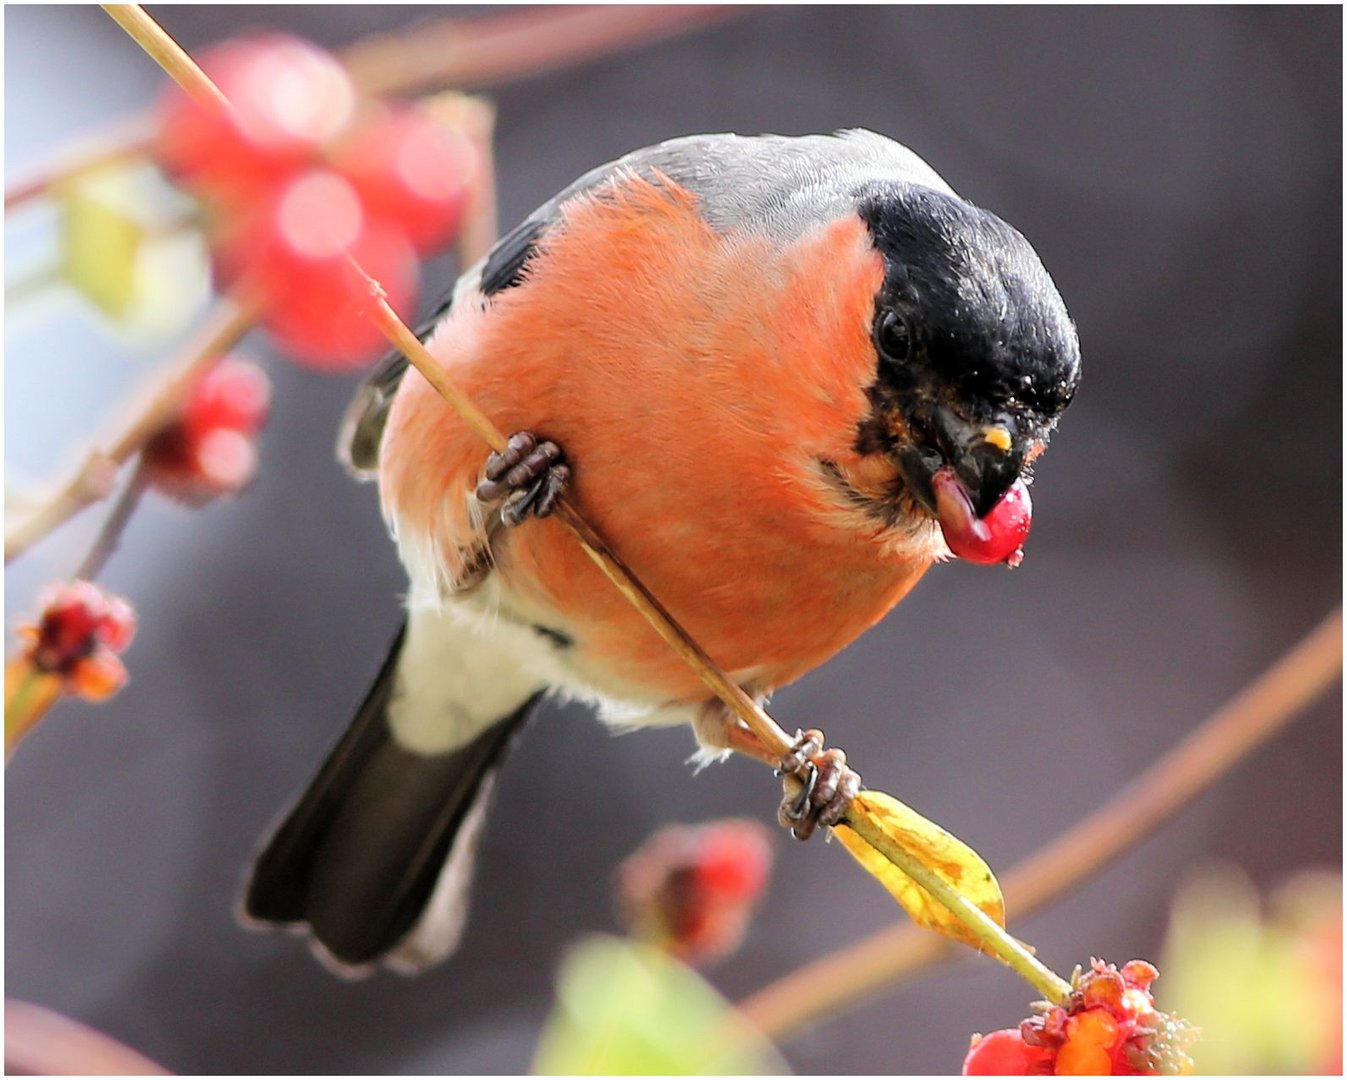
243 623 539 972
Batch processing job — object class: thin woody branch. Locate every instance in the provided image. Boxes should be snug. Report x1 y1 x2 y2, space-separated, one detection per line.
4 1000 168 1075
738 607 1344 1037
72 462 149 582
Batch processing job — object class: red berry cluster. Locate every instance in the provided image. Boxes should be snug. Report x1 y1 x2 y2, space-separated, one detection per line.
963 960 1197 1076
155 35 475 368
143 356 271 504
616 819 774 966
20 581 137 701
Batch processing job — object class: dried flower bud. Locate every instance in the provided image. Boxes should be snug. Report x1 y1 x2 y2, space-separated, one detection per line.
616 818 773 966
20 581 137 701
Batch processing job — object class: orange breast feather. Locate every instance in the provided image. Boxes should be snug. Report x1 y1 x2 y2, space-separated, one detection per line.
381 174 932 703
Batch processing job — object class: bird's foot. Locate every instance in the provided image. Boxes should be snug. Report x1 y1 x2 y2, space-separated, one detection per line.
476 432 571 527
777 728 861 841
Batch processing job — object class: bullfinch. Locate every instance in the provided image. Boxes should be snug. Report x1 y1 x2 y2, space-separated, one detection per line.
243 129 1081 975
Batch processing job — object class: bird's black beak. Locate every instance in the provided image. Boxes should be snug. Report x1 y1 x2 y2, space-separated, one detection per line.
892 405 1028 519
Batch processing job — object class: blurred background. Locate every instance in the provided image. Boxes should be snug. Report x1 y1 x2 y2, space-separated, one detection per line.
5 5 1341 1074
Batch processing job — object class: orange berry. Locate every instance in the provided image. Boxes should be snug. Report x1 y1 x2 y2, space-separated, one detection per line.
69 651 129 702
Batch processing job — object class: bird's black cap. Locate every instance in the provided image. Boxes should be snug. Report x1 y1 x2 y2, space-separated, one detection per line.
855 183 1080 517
860 182 1080 420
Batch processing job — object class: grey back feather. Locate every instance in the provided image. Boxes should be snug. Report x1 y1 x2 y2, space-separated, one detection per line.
540 129 955 240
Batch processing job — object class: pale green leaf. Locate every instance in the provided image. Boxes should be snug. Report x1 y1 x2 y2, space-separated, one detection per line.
57 168 145 319
1162 866 1340 1075
532 934 787 1075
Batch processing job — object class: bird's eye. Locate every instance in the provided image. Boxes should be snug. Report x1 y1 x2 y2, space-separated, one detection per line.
875 310 911 365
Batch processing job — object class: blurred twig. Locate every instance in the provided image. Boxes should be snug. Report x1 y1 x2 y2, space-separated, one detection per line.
5 6 743 213
3 297 257 563
5 999 169 1075
4 119 155 211
738 607 1344 1038
73 461 149 582
340 5 746 97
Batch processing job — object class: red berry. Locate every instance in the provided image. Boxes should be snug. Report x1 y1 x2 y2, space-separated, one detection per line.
932 469 1033 566
182 358 271 441
193 427 259 492
145 358 270 502
1120 960 1159 994
68 650 130 702
144 426 250 504
1057 1010 1121 1075
38 583 105 661
691 825 773 901
331 107 476 254
155 35 355 203
223 170 418 368
616 819 774 966
95 593 137 654
963 1028 1053 1075
966 959 1197 1076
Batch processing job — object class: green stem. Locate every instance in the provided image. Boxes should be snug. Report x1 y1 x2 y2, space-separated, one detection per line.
843 810 1073 1004
5 665 58 761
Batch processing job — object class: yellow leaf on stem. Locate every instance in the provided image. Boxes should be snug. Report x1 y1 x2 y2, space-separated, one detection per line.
833 789 1006 950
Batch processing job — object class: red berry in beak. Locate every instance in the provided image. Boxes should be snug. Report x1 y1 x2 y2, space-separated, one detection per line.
932 468 1032 566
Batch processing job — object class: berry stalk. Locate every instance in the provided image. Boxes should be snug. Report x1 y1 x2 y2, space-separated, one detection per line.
4 660 61 760
73 462 148 583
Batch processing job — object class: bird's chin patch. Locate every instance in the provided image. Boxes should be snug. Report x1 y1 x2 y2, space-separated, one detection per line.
816 457 951 562
894 499 953 562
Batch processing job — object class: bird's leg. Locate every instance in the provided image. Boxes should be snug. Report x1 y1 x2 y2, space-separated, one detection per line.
475 431 571 528
777 728 862 841
449 432 568 594
693 700 782 767
696 705 862 841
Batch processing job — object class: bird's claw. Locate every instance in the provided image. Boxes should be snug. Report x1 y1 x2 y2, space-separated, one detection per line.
776 728 861 841
476 431 571 527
